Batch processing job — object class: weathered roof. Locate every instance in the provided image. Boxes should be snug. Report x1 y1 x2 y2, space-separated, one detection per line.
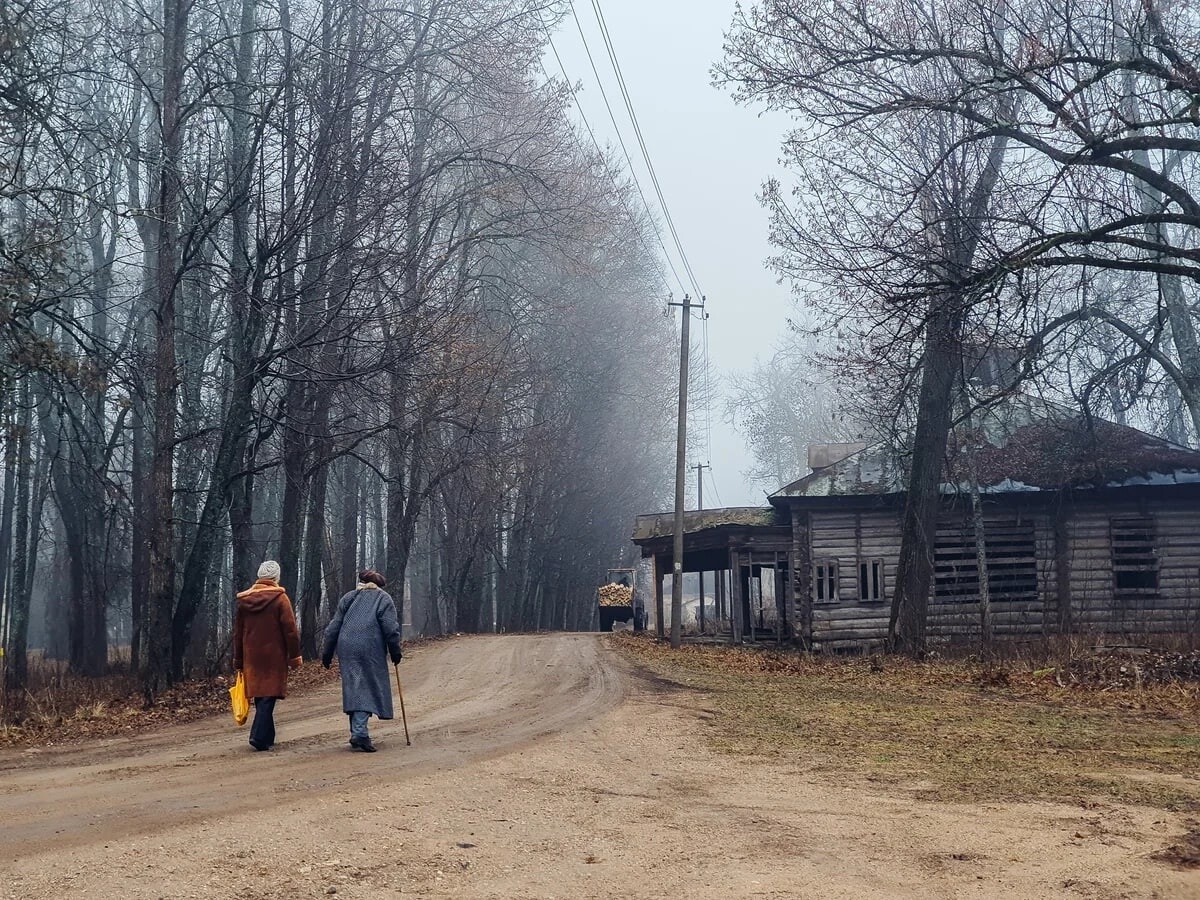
631 507 784 542
772 447 904 498
771 395 1200 500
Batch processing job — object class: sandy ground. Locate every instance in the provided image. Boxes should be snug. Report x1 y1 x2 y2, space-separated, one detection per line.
1 633 1197 899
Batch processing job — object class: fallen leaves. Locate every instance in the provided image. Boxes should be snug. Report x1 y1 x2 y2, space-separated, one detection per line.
0 662 339 749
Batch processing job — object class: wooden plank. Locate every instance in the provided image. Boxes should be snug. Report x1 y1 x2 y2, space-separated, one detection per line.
774 555 786 646
813 608 891 624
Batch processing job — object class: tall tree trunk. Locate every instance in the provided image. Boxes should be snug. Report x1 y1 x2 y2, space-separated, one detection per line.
0 389 17 668
130 387 150 671
2 381 33 700
126 71 159 677
1124 75 1200 440
299 452 330 658
339 458 359 591
888 129 1009 657
144 0 189 700
229 468 256 591
888 300 964 656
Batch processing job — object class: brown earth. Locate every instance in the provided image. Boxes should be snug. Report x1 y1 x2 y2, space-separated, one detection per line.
0 633 1197 899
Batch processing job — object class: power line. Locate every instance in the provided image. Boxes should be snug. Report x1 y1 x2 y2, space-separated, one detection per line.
559 15 690 298
702 306 712 464
550 6 717 506
588 0 700 293
571 1 710 465
705 464 724 509
544 35 676 292
585 0 705 299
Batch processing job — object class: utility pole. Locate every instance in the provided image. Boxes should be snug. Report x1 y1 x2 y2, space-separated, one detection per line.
694 461 710 634
667 294 700 650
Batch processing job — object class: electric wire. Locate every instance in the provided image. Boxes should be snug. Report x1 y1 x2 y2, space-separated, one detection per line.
544 35 677 293
703 308 713 465
586 0 705 299
580 0 714 476
587 0 701 296
705 465 724 509
554 4 717 499
560 16 690 298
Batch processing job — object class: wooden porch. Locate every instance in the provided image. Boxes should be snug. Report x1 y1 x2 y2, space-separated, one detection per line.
631 508 797 645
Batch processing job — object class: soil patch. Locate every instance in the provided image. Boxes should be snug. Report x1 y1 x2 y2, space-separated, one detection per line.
1154 827 1200 869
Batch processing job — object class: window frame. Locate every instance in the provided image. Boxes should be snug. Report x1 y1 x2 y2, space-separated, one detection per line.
1110 515 1159 600
934 519 1038 604
858 558 886 603
813 558 839 604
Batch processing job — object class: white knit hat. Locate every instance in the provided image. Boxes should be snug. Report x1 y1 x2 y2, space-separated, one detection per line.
257 560 281 582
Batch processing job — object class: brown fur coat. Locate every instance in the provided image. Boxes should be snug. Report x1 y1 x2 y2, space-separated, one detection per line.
233 579 302 699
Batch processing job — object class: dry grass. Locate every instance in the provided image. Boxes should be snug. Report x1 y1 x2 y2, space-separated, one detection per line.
0 656 338 748
613 633 1200 810
0 636 452 748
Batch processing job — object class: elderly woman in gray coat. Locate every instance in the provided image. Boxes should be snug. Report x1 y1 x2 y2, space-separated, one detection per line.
321 569 403 752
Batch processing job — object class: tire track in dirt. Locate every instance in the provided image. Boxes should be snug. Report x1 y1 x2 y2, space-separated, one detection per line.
0 633 624 860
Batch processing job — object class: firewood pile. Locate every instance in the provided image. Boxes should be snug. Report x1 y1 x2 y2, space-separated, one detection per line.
597 582 634 607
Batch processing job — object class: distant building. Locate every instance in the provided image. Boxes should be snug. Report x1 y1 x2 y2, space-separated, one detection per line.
632 395 1200 649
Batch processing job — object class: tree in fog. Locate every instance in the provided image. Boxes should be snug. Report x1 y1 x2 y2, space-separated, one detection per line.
0 0 678 708
721 0 1200 653
725 332 852 489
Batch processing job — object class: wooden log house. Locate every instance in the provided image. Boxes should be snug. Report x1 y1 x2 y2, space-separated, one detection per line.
632 396 1200 649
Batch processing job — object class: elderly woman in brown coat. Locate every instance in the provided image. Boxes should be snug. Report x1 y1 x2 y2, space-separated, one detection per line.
233 560 302 751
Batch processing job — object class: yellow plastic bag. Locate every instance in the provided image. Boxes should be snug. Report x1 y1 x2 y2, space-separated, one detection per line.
229 671 249 727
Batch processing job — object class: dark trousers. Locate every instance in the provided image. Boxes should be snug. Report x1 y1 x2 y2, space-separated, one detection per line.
250 697 277 749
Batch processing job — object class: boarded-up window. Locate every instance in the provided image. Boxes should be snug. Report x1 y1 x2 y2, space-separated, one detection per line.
984 521 1040 602
934 523 979 602
935 519 1038 603
814 559 838 603
1111 516 1158 598
858 559 885 603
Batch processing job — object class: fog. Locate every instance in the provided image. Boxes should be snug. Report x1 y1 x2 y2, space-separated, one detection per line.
552 0 796 508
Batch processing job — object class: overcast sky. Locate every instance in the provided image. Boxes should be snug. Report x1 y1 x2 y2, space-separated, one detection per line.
549 0 798 509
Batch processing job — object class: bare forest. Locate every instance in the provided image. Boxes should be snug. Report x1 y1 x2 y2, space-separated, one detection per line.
0 0 678 709
5 3 1200 894
721 0 1200 655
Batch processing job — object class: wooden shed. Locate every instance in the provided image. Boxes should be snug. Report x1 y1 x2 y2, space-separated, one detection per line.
632 396 1200 649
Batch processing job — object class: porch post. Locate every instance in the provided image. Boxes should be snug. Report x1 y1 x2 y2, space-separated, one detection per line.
742 563 753 643
774 554 786 647
728 548 741 644
653 553 665 640
1053 499 1072 634
715 567 725 620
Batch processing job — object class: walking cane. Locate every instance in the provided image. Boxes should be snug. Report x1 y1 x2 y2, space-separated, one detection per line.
393 663 411 746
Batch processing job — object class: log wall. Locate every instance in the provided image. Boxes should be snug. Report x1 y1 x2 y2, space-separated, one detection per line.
808 508 897 646
1067 499 1200 637
800 495 1200 649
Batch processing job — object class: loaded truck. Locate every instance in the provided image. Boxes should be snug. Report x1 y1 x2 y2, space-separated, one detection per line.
597 568 644 632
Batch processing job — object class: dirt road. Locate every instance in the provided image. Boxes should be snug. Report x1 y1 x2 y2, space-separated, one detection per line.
1 634 1196 898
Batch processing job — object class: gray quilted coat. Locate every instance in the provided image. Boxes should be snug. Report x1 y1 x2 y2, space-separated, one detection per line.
321 586 403 718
